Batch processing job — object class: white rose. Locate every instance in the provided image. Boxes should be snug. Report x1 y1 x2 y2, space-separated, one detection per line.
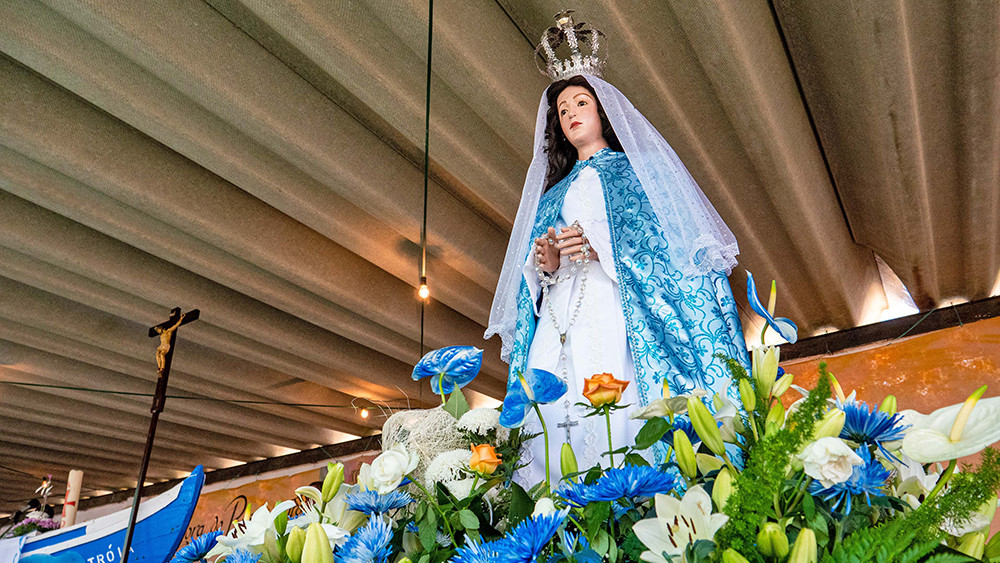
798 437 863 488
371 443 419 494
532 497 557 518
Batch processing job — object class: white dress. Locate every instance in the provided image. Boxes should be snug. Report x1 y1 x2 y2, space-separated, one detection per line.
517 164 648 486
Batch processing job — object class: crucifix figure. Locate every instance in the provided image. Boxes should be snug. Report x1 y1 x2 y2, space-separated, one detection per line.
556 412 579 442
154 313 185 372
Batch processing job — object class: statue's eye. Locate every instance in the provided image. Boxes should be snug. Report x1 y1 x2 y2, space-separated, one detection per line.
560 109 567 115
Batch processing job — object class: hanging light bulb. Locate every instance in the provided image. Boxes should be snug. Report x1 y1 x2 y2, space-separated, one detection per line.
360 408 369 419
418 276 430 300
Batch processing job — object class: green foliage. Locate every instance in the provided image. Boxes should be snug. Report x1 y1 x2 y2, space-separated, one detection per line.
443 388 471 419
907 448 1000 541
818 448 1000 563
715 366 832 560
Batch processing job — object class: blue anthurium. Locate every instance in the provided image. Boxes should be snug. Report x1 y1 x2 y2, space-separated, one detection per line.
499 368 567 428
746 270 798 344
411 346 483 397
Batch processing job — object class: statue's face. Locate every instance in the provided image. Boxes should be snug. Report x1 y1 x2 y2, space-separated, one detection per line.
557 85 603 149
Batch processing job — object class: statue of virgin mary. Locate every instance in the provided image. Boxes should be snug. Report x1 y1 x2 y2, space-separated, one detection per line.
487 11 751 484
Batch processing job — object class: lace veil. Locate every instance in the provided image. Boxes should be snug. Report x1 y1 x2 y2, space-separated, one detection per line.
485 75 739 361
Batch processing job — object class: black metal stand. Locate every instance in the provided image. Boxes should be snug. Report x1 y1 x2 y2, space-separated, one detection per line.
121 307 199 563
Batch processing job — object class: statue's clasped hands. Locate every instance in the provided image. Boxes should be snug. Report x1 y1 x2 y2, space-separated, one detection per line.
534 224 598 274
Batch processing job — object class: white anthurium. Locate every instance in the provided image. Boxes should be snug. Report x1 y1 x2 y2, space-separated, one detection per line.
900 389 1000 463
207 500 297 558
633 485 728 563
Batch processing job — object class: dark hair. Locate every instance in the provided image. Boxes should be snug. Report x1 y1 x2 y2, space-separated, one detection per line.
543 76 622 190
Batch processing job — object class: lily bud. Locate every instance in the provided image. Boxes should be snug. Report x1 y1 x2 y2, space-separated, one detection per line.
322 462 345 503
765 401 785 430
788 528 817 563
879 395 897 416
957 531 986 560
722 548 750 563
687 398 727 458
772 373 793 398
813 408 846 440
560 443 579 481
673 430 698 479
696 453 725 474
398 558 413 563
712 467 734 511
286 526 307 563
757 522 789 558
765 420 781 437
738 379 755 412
302 523 334 563
752 346 779 398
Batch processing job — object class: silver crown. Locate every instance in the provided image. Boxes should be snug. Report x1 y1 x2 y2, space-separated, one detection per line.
535 10 606 81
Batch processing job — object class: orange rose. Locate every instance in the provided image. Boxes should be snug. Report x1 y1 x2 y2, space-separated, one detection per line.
470 443 502 475
582 372 629 407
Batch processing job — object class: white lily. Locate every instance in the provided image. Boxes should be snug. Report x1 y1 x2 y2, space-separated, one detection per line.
900 387 1000 463
633 485 728 563
207 500 297 558
630 389 707 420
892 452 941 506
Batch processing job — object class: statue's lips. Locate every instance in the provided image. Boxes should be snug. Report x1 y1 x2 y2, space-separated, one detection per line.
570 121 582 129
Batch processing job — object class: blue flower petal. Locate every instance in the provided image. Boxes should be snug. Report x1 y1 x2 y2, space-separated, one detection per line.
412 346 483 394
498 369 566 429
808 446 891 515
528 368 567 404
746 271 799 344
345 490 413 515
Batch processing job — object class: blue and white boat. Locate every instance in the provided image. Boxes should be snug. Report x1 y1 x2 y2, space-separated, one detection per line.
16 466 204 563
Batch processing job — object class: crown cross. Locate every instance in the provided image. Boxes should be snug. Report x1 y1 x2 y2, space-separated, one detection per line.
535 10 606 82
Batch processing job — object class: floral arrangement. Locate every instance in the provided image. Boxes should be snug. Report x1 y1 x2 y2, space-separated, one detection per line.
187 274 1000 563
1 517 60 539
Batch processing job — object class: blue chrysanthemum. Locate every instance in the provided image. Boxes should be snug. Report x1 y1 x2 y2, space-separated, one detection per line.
337 517 394 563
345 490 413 515
809 446 891 515
556 465 676 506
559 531 589 554
499 509 569 563
587 465 677 501
223 550 262 563
555 481 593 508
171 530 223 563
839 400 910 463
453 535 502 563
659 416 699 448
405 522 419 534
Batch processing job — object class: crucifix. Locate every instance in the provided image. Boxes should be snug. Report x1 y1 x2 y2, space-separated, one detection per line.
556 412 579 442
122 307 200 563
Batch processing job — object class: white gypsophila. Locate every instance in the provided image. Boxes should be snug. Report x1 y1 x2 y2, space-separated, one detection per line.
425 449 472 487
799 437 864 488
457 408 510 441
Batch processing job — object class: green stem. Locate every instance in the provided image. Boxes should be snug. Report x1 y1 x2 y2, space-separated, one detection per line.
534 404 551 489
605 406 615 467
925 458 958 502
784 475 812 515
438 381 447 405
411 477 460 549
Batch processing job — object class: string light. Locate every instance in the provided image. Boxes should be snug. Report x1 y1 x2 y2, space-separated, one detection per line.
360 408 369 419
